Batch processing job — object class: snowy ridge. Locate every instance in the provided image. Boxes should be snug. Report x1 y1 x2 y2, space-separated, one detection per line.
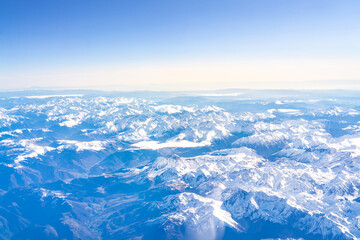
1 94 360 239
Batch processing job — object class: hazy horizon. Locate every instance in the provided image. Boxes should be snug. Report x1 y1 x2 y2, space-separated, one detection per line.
1 0 360 90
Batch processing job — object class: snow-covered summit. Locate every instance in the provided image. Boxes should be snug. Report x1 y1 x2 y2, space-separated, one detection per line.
1 92 360 239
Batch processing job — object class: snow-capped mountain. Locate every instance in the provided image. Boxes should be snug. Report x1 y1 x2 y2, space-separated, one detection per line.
1 90 360 239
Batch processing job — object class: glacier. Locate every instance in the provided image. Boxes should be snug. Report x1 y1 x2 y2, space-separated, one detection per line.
1 90 360 239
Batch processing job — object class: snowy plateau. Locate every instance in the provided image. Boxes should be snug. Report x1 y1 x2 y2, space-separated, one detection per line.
1 90 360 240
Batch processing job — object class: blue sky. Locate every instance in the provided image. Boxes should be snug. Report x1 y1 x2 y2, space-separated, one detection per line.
1 0 359 90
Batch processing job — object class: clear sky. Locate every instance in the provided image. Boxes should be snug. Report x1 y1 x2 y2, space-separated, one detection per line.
1 0 360 91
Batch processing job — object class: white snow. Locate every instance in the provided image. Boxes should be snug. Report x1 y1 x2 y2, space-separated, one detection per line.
24 94 83 99
132 140 209 150
57 140 107 152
